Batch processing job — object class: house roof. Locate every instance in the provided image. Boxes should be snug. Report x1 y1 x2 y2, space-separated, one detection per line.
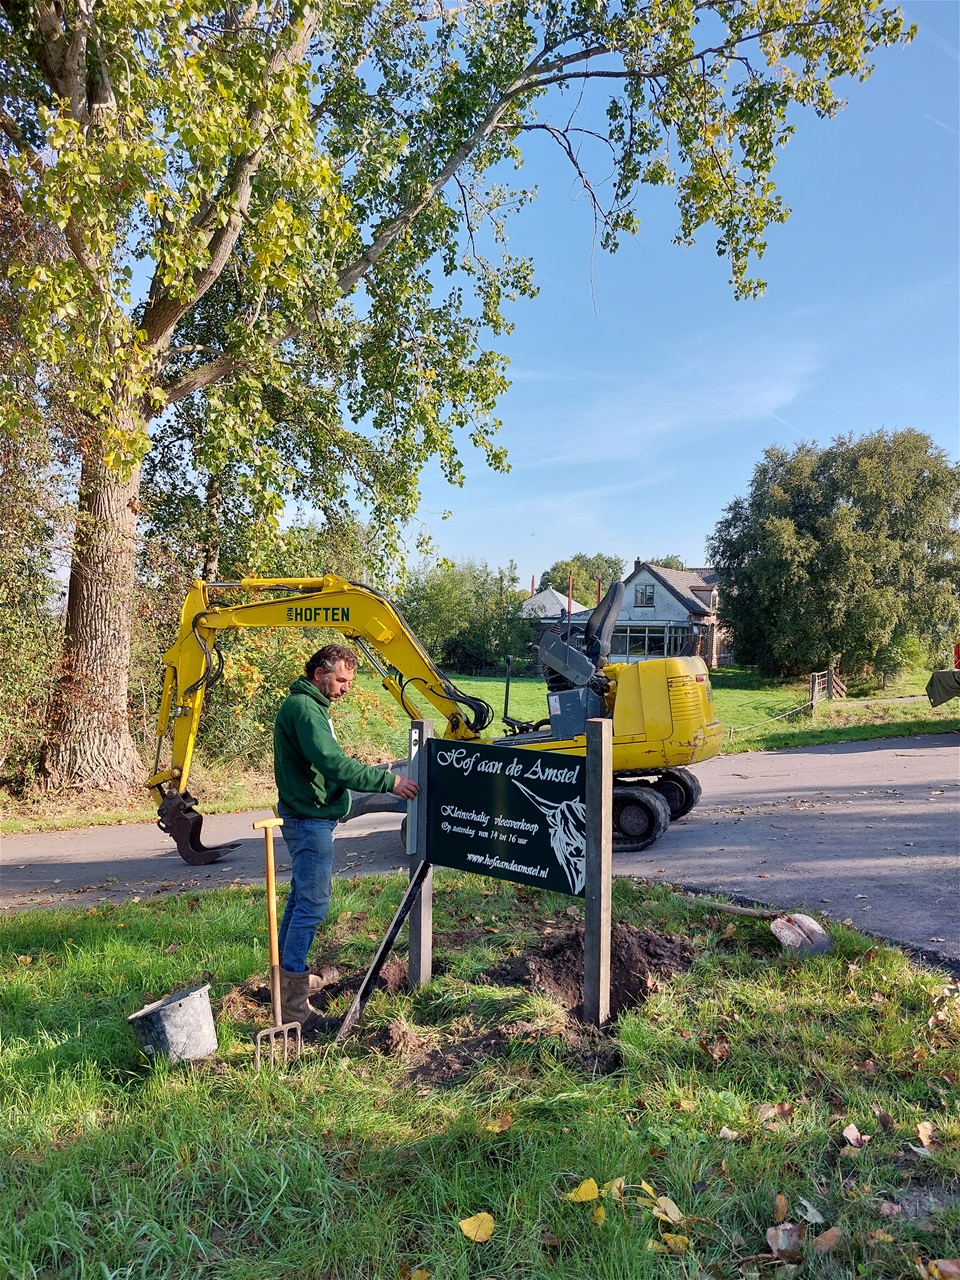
624 562 717 618
520 586 591 618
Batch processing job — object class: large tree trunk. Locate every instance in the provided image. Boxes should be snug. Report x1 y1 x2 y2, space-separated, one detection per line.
43 432 144 792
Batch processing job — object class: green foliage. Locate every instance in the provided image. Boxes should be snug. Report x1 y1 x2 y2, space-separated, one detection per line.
708 431 960 676
400 558 533 674
538 552 626 606
647 554 686 571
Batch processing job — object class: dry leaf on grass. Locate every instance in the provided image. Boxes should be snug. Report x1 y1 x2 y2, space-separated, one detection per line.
485 1115 513 1132
766 1222 805 1262
878 1201 902 1217
841 1122 871 1155
563 1178 599 1202
871 1102 894 1132
929 1265 960 1280
797 1197 824 1224
590 1205 605 1226
718 1126 741 1140
458 1213 495 1243
916 1121 939 1150
774 1194 789 1223
758 1101 794 1126
700 1036 731 1065
600 1177 626 1208
813 1226 842 1254
651 1196 684 1225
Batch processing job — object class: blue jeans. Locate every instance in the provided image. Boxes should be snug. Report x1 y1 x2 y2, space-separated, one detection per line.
276 804 338 973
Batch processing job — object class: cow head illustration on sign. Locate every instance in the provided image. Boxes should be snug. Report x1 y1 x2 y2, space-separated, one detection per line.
510 780 586 895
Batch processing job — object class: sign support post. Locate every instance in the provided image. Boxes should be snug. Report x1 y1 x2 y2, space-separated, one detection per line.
407 720 434 989
582 717 612 1028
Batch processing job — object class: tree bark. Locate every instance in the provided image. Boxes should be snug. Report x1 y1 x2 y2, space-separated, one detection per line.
42 429 144 792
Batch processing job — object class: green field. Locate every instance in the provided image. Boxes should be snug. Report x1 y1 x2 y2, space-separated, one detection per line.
2 874 959 1279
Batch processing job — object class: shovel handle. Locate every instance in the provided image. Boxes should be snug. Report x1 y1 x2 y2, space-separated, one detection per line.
254 818 284 1027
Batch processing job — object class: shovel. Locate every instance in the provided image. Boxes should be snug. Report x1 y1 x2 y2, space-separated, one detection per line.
253 818 302 1068
671 893 833 955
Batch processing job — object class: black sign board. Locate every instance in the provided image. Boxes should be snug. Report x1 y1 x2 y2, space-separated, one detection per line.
425 739 587 896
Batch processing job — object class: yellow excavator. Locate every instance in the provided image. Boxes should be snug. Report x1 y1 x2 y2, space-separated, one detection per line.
147 575 723 865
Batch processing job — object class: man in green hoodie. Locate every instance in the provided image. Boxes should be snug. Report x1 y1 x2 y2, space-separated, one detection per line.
274 643 418 1029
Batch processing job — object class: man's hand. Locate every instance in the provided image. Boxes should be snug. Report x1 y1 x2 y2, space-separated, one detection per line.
392 774 419 800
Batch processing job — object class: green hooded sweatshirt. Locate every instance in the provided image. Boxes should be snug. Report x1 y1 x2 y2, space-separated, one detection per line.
274 676 395 819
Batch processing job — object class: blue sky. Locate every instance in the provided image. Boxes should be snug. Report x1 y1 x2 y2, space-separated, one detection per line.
412 0 959 588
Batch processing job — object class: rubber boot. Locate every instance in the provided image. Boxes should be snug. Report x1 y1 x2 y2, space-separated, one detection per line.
280 969 337 1036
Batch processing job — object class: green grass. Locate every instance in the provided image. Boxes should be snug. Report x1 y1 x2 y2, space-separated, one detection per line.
2 873 958 1278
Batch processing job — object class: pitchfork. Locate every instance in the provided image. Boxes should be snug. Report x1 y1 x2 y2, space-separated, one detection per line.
253 817 302 1069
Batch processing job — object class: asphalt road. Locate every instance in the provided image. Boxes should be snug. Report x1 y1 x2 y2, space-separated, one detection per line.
2 733 957 968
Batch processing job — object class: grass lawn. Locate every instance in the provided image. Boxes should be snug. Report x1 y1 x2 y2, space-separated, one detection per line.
2 873 958 1278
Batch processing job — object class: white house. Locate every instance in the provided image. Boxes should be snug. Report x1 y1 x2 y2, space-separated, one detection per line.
609 560 727 667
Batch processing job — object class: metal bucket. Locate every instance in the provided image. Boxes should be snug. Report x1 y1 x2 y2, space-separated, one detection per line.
128 983 218 1064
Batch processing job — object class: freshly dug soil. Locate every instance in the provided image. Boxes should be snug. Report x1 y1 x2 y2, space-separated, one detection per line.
310 922 695 1083
486 923 695 1019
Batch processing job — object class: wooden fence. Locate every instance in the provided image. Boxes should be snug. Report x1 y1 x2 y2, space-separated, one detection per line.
809 669 847 706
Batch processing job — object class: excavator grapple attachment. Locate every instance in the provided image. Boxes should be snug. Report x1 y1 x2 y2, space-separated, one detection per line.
157 791 239 866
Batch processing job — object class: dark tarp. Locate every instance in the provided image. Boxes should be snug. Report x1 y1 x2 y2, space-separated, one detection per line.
925 669 960 708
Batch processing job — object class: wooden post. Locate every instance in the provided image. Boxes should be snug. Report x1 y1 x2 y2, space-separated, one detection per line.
809 672 818 707
826 669 835 700
407 720 434 989
583 717 612 1028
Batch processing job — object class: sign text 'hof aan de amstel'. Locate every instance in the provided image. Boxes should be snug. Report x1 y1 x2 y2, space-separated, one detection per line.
425 739 587 897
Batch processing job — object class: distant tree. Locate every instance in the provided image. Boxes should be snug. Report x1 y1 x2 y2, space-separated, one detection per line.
708 431 960 676
401 559 528 672
648 554 686 571
539 554 626 607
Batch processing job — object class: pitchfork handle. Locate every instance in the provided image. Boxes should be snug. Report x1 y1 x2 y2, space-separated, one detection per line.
254 818 284 1029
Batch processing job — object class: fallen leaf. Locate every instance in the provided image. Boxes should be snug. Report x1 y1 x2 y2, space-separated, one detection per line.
646 1240 668 1254
700 1036 730 1065
917 1121 939 1150
774 1194 789 1223
651 1196 684 1225
718 1126 740 1140
878 1201 902 1217
758 1101 794 1124
797 1197 824 1224
639 1180 657 1197
590 1205 605 1226
676 1099 697 1112
842 1123 871 1149
17 955 32 965
564 1178 599 1203
766 1222 805 1262
855 1059 878 1075
842 918 854 926
869 1229 894 1243
930 1264 960 1279
813 1226 842 1254
486 1115 513 1133
458 1213 494 1243
720 922 736 939
410 1270 431 1280
908 1143 935 1159
164 943 179 954
600 1177 626 1207
871 1102 894 1132
662 1233 690 1254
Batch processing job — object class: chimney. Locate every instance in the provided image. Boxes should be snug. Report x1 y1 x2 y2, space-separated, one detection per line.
530 575 535 597
635 558 643 573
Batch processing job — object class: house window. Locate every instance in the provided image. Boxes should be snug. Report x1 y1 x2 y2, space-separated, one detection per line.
634 584 655 607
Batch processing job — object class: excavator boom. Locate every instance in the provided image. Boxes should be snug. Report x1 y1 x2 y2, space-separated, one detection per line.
147 575 493 863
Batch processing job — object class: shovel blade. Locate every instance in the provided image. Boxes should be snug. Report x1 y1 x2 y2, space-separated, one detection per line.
254 1022 302 1069
770 913 833 955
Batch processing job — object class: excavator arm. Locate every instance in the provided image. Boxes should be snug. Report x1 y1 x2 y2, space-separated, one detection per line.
146 575 494 864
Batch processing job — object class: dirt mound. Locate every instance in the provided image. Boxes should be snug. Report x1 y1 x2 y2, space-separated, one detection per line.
487 923 694 1018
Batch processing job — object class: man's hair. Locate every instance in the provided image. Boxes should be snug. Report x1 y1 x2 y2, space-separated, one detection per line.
305 644 359 679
